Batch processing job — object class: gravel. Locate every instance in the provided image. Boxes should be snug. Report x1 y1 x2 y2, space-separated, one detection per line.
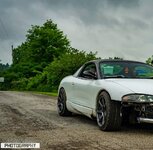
1 91 153 150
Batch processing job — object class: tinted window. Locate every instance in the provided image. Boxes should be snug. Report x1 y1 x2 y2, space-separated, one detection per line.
79 63 97 79
100 61 153 79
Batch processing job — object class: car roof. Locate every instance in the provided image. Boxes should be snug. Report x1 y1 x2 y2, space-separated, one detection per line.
88 59 146 64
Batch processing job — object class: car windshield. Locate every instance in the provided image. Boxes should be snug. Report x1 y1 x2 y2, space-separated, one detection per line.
99 61 153 79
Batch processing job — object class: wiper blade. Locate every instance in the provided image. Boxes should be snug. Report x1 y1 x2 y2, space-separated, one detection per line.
104 75 125 79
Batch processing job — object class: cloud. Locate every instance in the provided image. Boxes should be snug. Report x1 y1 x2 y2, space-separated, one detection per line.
0 0 153 64
107 0 139 8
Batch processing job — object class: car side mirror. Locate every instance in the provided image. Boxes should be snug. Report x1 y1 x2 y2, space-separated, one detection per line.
83 70 97 79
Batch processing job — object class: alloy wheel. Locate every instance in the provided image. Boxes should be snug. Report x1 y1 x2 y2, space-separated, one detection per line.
97 96 107 127
57 89 65 113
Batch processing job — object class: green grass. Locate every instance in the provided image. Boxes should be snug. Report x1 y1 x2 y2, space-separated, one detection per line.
6 90 58 97
32 91 58 97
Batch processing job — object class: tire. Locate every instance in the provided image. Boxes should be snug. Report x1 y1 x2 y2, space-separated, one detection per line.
96 91 121 131
57 88 72 116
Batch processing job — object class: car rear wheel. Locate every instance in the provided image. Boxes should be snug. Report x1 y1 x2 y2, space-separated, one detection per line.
96 91 121 131
57 88 72 116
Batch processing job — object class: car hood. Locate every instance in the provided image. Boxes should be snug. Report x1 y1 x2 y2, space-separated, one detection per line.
110 79 153 95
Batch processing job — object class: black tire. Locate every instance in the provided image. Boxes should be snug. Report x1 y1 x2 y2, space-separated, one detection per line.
57 88 72 116
96 91 121 131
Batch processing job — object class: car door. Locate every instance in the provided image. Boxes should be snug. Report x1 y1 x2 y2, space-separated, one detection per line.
72 63 98 111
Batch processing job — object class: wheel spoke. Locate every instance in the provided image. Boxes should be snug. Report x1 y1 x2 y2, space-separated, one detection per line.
99 98 106 110
99 113 103 120
58 96 62 102
99 100 102 107
57 90 65 113
58 103 64 111
97 110 102 114
97 96 106 126
59 93 63 100
101 98 106 109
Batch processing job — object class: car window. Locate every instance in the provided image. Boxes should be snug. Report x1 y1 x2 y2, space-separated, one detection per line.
79 63 97 79
73 66 83 77
134 66 153 77
101 64 123 76
100 61 153 79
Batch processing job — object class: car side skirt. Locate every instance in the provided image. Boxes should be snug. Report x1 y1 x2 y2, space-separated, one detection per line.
67 101 93 118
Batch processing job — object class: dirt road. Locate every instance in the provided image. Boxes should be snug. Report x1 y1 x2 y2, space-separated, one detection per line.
1 91 153 150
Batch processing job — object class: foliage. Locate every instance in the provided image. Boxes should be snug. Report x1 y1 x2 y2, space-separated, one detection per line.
0 70 18 90
0 19 70 91
2 19 153 93
108 57 123 60
0 61 9 73
0 19 98 92
11 19 70 85
26 71 51 91
146 55 153 65
45 48 97 89
31 91 58 97
12 19 70 65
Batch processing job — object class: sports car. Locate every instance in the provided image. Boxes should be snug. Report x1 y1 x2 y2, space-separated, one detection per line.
57 59 153 131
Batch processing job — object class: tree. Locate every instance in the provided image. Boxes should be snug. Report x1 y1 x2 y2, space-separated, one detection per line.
1 20 98 92
0 62 9 73
146 55 153 65
108 57 123 60
12 19 70 65
10 19 70 87
45 48 97 89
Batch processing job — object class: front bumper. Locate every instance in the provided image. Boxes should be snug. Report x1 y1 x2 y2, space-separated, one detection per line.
137 117 153 124
122 101 153 124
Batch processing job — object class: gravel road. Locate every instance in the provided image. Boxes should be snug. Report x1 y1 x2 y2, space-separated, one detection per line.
1 91 153 150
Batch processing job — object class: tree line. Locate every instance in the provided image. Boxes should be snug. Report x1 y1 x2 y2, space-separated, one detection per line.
0 20 97 91
0 61 9 72
0 19 152 92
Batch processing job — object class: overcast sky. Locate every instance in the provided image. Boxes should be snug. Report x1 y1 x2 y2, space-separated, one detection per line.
0 0 153 64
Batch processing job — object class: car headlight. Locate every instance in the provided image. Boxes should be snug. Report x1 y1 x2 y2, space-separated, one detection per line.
122 94 153 103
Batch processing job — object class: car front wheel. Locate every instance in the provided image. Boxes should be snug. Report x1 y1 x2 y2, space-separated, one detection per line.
96 91 121 131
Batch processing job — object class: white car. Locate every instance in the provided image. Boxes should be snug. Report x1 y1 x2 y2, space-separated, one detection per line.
57 60 153 131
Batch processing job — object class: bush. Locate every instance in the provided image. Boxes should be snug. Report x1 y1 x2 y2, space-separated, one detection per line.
45 48 97 89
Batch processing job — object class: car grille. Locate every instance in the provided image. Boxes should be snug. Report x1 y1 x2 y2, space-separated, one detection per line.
145 105 153 118
146 106 153 113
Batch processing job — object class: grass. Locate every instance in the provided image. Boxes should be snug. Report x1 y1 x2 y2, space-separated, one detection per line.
32 91 58 97
6 90 58 97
